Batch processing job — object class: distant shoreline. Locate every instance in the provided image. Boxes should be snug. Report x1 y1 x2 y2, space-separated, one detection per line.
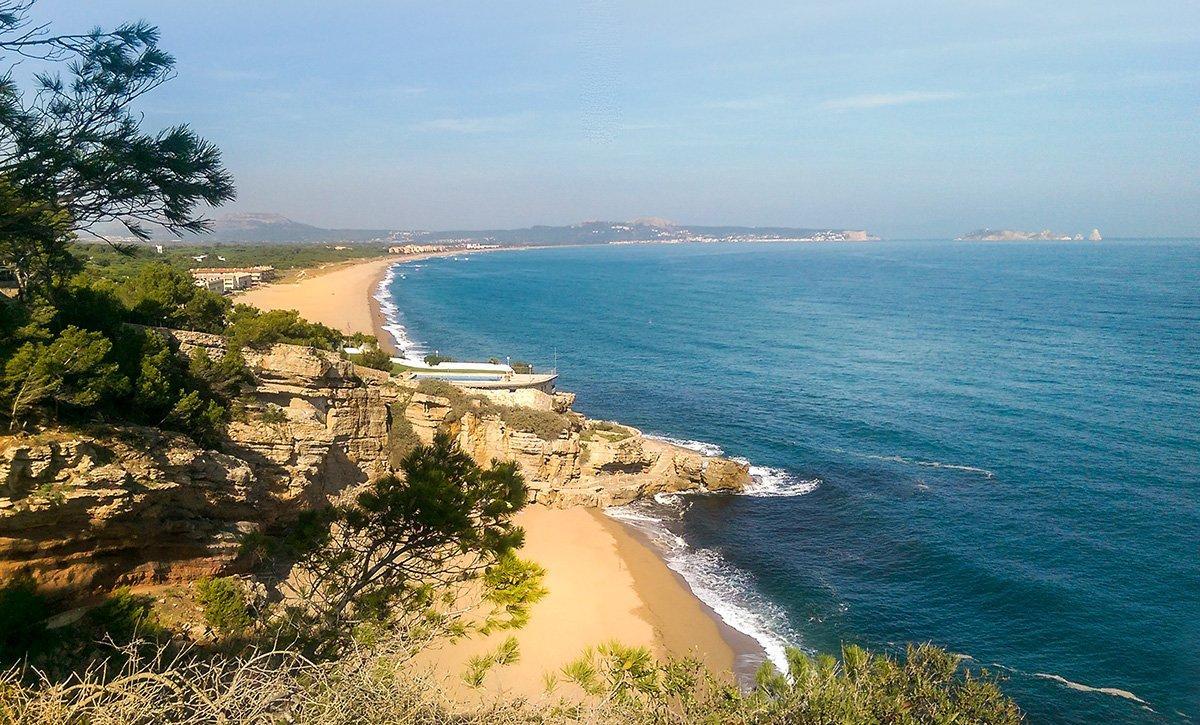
238 249 760 690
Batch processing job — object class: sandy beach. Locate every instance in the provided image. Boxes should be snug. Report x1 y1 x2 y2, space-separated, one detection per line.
235 255 400 339
237 253 747 695
412 507 737 699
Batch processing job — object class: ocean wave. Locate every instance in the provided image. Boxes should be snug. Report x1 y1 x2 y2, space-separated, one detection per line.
1032 673 1150 706
645 434 725 457
373 263 427 363
861 453 995 478
984 661 1154 711
647 437 819 499
606 500 799 673
736 460 821 498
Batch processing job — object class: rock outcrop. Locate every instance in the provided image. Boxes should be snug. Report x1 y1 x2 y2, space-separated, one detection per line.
404 393 749 508
0 332 748 594
0 332 401 594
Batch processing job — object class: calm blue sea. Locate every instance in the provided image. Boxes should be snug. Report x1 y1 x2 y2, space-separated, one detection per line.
381 240 1200 723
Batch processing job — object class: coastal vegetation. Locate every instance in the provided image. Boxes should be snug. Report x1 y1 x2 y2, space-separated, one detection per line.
75 241 394 283
0 3 1022 722
414 378 577 441
353 345 395 371
581 420 635 443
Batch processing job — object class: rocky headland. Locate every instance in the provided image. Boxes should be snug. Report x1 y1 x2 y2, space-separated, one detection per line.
0 330 748 595
956 227 1102 241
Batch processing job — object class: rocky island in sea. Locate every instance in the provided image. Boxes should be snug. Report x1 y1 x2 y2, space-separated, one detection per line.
956 227 1102 241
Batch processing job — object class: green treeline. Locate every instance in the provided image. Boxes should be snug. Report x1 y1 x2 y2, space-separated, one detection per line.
78 241 393 283
0 261 343 443
0 2 1024 721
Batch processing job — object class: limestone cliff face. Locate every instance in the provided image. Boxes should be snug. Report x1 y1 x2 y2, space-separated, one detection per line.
403 391 749 508
1 430 258 592
0 333 748 594
0 332 399 594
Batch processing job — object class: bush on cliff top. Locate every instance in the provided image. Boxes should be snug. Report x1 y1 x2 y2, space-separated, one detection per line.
353 346 394 371
413 379 575 441
495 405 575 440
195 577 253 636
225 305 343 351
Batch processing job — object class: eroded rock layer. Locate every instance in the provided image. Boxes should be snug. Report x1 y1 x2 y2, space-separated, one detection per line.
0 333 747 593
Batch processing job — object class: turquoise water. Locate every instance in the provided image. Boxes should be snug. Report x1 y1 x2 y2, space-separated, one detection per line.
382 241 1200 723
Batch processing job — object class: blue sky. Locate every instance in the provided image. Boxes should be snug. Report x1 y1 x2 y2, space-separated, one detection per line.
32 1 1200 237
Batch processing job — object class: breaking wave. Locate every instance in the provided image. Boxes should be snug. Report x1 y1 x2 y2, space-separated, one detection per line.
373 263 427 364
737 460 822 498
644 434 725 457
606 499 799 672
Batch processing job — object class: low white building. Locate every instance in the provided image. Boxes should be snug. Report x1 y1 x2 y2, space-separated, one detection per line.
190 266 277 293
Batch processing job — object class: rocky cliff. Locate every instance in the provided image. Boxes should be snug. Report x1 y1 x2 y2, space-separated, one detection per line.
405 392 748 507
0 332 748 594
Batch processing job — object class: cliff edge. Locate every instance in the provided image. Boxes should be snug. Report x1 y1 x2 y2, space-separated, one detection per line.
0 331 748 594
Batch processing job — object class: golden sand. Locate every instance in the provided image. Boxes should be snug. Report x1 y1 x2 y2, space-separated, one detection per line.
236 255 743 697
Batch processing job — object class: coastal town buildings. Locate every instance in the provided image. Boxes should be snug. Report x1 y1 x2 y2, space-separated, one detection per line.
388 244 445 254
190 265 277 292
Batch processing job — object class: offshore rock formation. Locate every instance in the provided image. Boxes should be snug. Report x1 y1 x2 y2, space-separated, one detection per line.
956 227 1102 242
0 333 747 594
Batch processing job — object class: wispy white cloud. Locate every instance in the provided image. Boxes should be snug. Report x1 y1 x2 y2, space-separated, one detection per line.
704 95 784 111
411 113 531 134
818 91 965 111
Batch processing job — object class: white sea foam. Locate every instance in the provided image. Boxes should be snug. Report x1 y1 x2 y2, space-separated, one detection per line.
984 661 1154 712
373 263 427 363
862 453 995 478
1032 673 1150 706
606 500 800 674
644 434 725 457
737 460 822 497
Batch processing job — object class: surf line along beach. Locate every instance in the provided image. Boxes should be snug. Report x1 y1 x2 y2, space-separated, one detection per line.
236 251 763 699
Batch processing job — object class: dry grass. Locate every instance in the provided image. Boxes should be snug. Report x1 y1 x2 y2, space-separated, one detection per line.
579 421 634 443
413 380 576 442
0 638 1021 725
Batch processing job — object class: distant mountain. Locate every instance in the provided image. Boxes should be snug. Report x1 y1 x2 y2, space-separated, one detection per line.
91 213 390 243
91 214 876 245
401 221 876 246
957 228 1102 242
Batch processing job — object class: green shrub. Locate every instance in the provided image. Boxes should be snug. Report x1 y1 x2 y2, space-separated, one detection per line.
581 420 634 442
225 306 342 351
481 554 548 633
414 378 492 424
86 588 165 643
195 577 253 635
0 576 51 661
354 347 393 371
260 405 288 425
461 636 521 689
510 360 533 374
1 325 128 429
423 353 454 365
496 405 574 440
164 390 227 448
117 263 231 333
